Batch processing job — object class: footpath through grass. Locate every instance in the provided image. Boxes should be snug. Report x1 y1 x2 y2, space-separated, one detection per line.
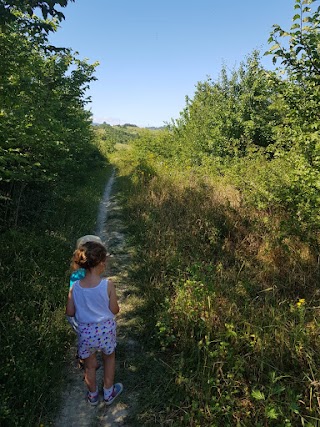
0 162 113 427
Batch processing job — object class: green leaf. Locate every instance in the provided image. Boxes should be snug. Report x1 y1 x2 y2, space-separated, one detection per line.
270 44 281 51
266 406 279 420
251 390 265 400
293 13 301 21
289 401 300 414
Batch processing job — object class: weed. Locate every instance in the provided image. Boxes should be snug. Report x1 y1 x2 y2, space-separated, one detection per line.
109 136 320 425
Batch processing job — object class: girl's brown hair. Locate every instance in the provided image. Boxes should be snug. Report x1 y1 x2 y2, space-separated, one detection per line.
72 241 107 270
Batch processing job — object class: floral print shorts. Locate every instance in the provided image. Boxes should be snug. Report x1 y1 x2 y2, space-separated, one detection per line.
77 319 116 359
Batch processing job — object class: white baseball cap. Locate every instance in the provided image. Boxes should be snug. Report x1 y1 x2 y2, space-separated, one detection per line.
76 235 105 248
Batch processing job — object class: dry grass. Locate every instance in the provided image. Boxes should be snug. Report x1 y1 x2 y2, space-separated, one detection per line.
112 150 320 426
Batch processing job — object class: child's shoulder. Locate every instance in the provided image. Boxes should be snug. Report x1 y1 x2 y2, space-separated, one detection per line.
104 277 115 290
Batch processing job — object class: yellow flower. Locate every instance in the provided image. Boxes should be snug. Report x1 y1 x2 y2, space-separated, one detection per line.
296 298 305 308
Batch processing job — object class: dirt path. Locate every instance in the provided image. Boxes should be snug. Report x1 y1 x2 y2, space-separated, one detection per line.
54 170 139 427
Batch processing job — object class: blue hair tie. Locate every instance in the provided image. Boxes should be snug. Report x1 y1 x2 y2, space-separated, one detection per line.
69 268 86 288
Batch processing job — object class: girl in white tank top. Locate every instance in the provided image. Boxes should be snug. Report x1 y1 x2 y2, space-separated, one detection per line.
66 240 123 406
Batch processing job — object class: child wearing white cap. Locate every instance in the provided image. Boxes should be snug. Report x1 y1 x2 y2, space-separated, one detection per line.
66 238 123 406
67 236 105 333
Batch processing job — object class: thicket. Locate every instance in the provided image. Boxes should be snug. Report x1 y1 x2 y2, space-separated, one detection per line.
0 2 112 425
110 1 320 425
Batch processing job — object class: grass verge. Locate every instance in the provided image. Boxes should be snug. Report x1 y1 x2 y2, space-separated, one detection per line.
0 162 113 427
110 154 320 426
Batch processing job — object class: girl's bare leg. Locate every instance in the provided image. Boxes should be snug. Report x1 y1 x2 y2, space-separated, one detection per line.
84 353 98 392
103 351 115 389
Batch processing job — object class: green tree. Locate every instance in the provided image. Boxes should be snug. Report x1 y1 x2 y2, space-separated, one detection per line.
267 0 320 81
172 52 280 163
265 0 320 162
0 17 98 229
0 0 74 29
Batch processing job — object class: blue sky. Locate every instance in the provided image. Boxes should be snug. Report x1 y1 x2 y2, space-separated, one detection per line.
49 0 294 128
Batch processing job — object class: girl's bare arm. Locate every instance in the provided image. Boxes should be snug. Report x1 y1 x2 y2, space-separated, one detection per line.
66 289 75 316
108 279 120 315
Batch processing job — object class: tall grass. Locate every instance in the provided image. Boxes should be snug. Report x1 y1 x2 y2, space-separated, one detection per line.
111 145 320 426
0 160 113 426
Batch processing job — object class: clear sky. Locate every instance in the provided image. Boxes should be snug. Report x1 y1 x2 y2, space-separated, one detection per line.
49 0 295 128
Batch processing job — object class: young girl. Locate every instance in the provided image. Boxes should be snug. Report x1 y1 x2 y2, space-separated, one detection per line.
66 240 123 406
67 235 105 333
67 235 106 368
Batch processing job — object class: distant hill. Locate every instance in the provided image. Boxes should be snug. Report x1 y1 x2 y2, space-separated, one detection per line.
93 122 140 152
92 121 167 131
146 126 167 131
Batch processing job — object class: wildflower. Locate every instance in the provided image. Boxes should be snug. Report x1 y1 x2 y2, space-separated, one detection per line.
296 298 305 308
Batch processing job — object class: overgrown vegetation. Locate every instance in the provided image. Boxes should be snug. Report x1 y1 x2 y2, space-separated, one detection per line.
2 0 320 426
93 123 140 154
0 2 113 425
109 1 320 425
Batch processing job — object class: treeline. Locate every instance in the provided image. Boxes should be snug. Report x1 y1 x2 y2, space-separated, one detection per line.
0 0 102 231
0 2 111 426
110 0 320 425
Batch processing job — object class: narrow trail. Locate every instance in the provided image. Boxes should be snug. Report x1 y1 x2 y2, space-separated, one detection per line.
96 169 116 239
54 170 139 427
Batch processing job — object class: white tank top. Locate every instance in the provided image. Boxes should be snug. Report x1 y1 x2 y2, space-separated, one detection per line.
72 278 114 323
